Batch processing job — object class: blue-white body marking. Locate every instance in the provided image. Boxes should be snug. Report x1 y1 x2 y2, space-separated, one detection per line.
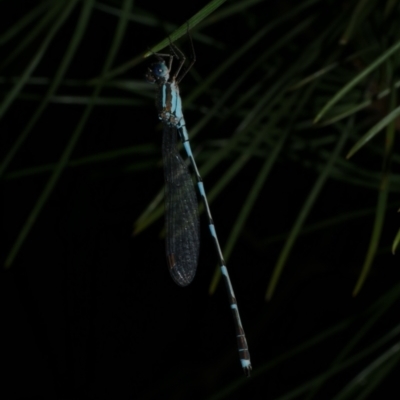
209 223 217 239
197 181 206 197
183 141 192 157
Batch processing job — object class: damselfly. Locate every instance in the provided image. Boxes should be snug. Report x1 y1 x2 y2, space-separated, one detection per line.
146 36 251 376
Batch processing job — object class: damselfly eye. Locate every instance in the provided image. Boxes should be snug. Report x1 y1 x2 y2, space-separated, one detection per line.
145 68 156 83
151 61 168 77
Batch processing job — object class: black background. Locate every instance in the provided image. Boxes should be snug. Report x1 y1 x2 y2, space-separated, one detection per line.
2 1 400 399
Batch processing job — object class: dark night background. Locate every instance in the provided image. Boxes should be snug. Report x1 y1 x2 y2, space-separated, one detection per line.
2 1 400 399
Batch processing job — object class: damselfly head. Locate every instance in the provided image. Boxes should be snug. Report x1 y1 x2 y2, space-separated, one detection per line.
145 60 169 84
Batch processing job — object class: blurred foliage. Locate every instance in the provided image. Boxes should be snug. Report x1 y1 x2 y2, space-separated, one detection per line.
2 0 400 399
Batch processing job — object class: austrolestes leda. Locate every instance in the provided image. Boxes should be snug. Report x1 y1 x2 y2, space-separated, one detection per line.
146 38 252 376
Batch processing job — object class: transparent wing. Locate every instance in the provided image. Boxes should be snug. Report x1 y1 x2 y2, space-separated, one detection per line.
162 125 200 286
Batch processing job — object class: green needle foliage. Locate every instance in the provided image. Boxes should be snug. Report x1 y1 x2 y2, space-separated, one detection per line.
2 0 400 398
